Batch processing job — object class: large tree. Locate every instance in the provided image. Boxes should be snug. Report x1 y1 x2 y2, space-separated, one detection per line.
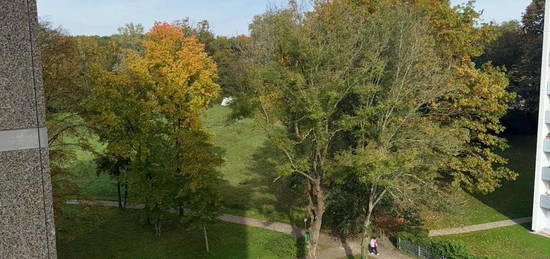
421 0 516 194
85 22 223 237
245 1 452 256
479 0 544 134
38 21 85 223
245 1 515 258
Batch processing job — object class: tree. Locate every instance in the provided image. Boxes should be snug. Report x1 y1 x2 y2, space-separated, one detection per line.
174 18 251 98
421 0 516 194
477 0 544 134
244 1 449 256
327 4 465 257
509 0 543 127
113 23 145 53
245 1 515 258
38 21 85 223
95 154 130 209
84 21 223 238
479 21 524 70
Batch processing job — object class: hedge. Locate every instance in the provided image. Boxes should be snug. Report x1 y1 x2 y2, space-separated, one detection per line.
396 231 490 259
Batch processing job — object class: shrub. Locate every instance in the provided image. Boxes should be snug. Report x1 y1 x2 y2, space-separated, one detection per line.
396 231 490 259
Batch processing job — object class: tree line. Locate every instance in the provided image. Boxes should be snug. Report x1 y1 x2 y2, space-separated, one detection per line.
40 0 543 258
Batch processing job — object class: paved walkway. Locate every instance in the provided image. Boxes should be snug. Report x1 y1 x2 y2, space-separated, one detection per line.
67 200 410 259
428 217 532 237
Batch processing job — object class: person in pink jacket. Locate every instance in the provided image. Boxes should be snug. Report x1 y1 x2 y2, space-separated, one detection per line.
369 236 379 256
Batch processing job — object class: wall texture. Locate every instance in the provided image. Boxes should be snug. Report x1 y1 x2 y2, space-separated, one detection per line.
0 0 57 258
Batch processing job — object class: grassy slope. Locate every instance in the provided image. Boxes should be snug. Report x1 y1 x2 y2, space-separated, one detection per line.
67 107 548 258
434 224 550 259
431 135 550 258
65 135 118 201
71 106 303 223
203 106 304 224
74 108 536 228
425 135 537 229
57 206 304 259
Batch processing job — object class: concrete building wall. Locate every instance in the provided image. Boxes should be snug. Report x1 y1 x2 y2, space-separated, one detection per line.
0 0 57 258
532 1 550 234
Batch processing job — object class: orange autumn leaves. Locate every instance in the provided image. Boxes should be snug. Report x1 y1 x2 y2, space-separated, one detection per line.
128 22 219 124
87 21 220 158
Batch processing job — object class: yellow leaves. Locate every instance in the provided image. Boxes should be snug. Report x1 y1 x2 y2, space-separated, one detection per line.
114 21 221 126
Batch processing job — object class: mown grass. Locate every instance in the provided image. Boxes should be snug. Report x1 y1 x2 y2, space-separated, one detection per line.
64 107 548 258
425 135 537 229
427 135 550 259
434 224 550 259
56 205 305 259
70 107 537 229
64 134 118 201
73 107 536 229
202 106 305 225
69 106 304 223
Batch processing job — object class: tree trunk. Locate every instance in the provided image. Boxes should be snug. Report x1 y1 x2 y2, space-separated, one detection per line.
155 218 161 238
360 188 387 258
307 184 325 259
122 183 128 209
203 225 210 253
178 204 185 217
117 181 122 209
360 209 373 259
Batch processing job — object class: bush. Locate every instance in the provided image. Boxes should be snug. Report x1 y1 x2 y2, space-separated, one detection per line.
396 231 490 259
264 235 305 258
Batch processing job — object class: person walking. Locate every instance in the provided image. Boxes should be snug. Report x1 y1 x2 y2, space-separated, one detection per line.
369 236 379 256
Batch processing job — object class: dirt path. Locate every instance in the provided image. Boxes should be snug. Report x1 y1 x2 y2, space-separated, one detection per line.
67 200 410 259
428 217 532 237
317 235 410 259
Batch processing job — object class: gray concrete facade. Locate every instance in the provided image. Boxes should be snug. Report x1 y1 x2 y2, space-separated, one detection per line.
0 0 57 258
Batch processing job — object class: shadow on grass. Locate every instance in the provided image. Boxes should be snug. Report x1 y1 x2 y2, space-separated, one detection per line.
57 206 253 258
219 139 307 257
473 135 536 229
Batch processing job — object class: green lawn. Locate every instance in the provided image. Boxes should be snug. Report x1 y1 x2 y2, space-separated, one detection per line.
57 205 304 259
64 134 118 201
202 106 304 224
73 108 537 229
70 108 538 230
425 135 537 229
427 135 550 259
64 107 549 258
434 224 550 259
69 106 304 224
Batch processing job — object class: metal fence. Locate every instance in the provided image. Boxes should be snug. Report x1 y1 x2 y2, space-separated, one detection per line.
397 237 446 259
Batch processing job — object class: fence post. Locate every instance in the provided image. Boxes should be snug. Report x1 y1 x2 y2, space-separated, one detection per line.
397 237 400 249
417 244 421 257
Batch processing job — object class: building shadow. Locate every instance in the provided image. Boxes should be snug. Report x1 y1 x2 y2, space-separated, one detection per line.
472 134 537 231
218 139 307 258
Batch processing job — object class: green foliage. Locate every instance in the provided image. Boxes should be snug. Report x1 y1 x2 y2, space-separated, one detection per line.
265 235 306 258
410 0 517 194
479 0 544 133
173 18 251 98
244 1 473 257
38 21 95 228
83 21 223 235
397 232 488 259
113 23 144 53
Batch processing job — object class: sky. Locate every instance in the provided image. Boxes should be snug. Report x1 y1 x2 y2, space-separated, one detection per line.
37 0 534 37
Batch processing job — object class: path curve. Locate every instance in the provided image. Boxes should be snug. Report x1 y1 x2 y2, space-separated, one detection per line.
66 200 410 259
